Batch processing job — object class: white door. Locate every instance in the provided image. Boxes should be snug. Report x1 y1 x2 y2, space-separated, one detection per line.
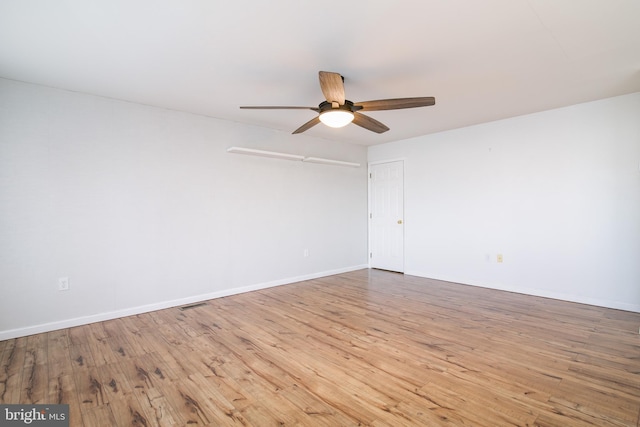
370 161 404 272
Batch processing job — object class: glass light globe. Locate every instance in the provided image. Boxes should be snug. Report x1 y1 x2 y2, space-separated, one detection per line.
319 110 354 128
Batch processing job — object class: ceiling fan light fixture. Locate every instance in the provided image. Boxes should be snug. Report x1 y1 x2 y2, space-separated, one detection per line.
319 110 354 128
240 71 434 134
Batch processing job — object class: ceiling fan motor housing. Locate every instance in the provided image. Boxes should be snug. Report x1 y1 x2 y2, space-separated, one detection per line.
318 100 361 113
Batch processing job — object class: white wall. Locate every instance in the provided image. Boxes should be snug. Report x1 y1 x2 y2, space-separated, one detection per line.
369 92 640 312
0 79 368 339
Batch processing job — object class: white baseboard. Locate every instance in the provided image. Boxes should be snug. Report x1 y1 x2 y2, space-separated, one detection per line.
404 270 640 314
0 264 369 341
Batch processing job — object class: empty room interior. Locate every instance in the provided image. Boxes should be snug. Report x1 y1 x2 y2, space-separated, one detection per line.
1 1 640 426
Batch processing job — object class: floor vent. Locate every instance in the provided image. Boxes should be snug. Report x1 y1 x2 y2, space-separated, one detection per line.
178 302 207 311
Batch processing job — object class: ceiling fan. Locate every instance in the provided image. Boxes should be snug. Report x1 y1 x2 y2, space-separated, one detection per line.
240 71 435 134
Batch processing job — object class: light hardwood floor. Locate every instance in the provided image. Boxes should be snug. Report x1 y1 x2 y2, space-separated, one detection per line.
1 269 639 426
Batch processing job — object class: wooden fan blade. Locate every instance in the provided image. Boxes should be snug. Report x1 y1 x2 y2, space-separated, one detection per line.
292 116 321 134
318 71 346 105
355 97 435 111
240 106 320 111
352 113 390 134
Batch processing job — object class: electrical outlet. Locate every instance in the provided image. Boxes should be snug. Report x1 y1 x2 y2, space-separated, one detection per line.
58 277 69 291
303 249 309 257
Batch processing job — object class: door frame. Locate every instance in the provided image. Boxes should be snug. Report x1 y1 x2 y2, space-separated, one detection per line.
368 158 406 272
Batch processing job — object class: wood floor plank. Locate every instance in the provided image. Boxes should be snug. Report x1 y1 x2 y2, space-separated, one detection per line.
101 392 153 427
1 269 639 426
80 404 118 427
0 337 26 404
19 333 48 404
0 339 16 403
135 386 182 426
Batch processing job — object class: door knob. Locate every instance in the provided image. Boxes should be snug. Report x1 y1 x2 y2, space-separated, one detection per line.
397 220 403 224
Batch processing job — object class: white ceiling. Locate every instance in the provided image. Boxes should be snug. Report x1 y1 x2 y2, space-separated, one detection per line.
1 1 639 146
